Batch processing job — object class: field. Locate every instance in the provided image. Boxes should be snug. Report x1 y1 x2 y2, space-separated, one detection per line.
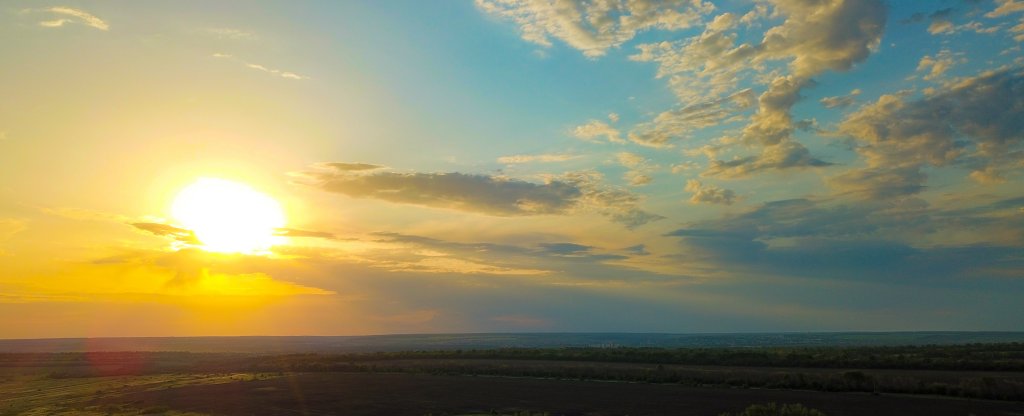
2 371 1023 416
2 342 1024 415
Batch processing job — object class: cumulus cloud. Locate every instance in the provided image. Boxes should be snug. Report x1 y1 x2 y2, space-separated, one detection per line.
35 6 109 31
498 153 578 164
632 0 885 177
684 180 736 205
835 67 1024 196
305 163 662 228
212 53 307 80
475 0 714 58
820 88 861 109
573 119 624 143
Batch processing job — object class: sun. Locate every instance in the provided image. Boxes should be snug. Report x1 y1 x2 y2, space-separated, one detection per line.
171 178 286 253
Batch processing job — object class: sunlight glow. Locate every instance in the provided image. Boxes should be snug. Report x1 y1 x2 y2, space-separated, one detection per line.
171 178 286 253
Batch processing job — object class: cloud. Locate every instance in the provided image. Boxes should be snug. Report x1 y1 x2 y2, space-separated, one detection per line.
829 167 928 200
835 66 1024 195
369 232 631 277
212 53 308 80
498 153 578 164
916 50 964 81
310 168 579 216
538 242 593 256
684 180 736 205
559 170 665 227
203 27 258 40
320 162 385 171
925 8 956 34
475 0 714 58
820 88 862 109
703 141 830 178
1012 19 1024 41
632 1 884 177
627 89 756 147
275 228 337 240
616 152 654 186
304 163 662 228
664 196 1024 282
131 222 200 245
573 119 624 143
36 6 109 31
15 248 336 299
629 11 758 105
987 0 1024 18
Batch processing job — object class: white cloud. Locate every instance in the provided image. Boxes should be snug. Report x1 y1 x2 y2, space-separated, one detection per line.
212 53 308 80
36 6 109 31
204 28 258 40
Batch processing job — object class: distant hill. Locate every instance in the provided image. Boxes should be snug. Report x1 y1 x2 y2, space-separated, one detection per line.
1 332 1022 353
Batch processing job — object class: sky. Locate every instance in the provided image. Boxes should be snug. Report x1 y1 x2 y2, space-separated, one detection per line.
0 0 1022 338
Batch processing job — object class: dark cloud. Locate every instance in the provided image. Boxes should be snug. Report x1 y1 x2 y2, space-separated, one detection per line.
836 67 1024 195
538 242 593 256
704 141 831 178
321 162 385 171
130 222 199 245
314 170 580 216
830 167 928 200
306 164 663 228
665 197 1024 282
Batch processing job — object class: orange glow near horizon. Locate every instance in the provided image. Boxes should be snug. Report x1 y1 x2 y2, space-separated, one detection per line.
171 178 286 254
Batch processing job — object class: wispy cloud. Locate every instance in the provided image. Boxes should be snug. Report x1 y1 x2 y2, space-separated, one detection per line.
203 27 258 40
212 53 308 80
34 6 109 31
498 153 579 164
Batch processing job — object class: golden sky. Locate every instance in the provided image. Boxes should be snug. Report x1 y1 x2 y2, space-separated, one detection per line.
1 0 1023 338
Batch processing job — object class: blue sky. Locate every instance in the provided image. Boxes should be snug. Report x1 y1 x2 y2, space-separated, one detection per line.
0 0 1022 337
